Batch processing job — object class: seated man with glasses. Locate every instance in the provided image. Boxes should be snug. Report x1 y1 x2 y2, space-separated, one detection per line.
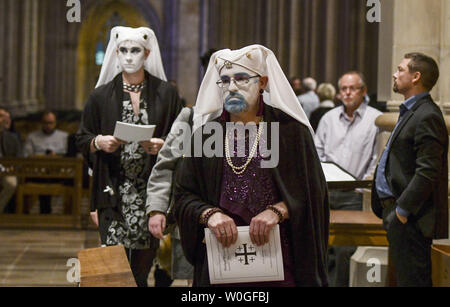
314 71 382 287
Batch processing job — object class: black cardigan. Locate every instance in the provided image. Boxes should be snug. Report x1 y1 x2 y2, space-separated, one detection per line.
76 72 182 211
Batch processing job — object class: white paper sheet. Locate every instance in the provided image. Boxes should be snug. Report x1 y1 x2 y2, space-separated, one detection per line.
113 121 156 142
205 225 284 284
321 162 356 182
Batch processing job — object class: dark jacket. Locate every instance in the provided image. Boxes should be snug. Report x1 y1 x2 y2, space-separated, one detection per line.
0 130 22 157
371 95 448 239
76 72 182 211
174 105 330 286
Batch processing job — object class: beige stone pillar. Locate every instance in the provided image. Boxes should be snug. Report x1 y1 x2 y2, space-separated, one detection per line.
441 0 450 117
5 0 20 112
0 0 4 104
20 0 40 113
3 0 43 115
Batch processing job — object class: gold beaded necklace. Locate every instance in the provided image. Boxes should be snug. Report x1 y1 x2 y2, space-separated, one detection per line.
224 119 264 175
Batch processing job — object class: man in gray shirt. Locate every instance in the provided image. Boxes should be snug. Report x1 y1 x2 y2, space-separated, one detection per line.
24 111 68 157
23 111 69 214
146 107 194 284
314 71 382 286
297 77 320 119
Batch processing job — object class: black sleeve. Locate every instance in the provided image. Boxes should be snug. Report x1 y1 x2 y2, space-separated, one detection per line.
161 85 183 140
173 154 215 265
75 91 101 162
397 111 447 215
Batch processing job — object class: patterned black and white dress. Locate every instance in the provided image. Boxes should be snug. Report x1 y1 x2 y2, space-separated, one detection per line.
106 91 153 250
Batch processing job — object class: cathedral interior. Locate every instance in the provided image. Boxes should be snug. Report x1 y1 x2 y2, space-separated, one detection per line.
0 0 449 289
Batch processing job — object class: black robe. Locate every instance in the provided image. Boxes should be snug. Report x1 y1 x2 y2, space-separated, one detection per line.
174 105 329 286
76 72 182 212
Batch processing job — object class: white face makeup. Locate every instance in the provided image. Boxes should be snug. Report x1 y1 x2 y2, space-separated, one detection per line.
117 40 147 74
219 64 260 114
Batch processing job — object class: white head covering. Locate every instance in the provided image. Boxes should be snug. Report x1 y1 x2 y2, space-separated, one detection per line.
95 26 167 88
193 44 313 136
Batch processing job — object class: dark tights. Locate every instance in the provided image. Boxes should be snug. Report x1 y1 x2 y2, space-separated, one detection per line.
125 248 156 287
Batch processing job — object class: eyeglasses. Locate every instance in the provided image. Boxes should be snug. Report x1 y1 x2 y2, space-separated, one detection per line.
216 75 260 89
339 86 364 93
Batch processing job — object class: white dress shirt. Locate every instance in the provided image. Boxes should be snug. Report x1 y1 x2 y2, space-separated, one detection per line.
314 103 382 180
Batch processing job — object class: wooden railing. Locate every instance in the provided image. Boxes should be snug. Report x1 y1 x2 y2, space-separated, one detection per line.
0 157 84 228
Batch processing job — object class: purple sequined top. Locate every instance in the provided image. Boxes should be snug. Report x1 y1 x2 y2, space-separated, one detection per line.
218 130 296 287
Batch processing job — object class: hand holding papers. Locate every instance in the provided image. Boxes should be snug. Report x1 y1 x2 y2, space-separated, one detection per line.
113 121 156 143
205 225 284 284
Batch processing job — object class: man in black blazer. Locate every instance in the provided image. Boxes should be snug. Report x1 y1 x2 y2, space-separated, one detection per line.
372 53 448 286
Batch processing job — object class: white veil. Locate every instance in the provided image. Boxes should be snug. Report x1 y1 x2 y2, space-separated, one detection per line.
192 45 314 137
95 26 167 88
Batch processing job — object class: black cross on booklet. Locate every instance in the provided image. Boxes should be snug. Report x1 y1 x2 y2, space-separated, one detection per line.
235 243 257 265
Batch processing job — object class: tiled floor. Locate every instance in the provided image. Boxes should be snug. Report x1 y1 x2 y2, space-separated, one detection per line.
0 229 189 287
0 229 96 286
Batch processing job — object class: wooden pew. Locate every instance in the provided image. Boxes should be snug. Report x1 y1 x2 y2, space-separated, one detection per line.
0 157 83 228
329 210 388 246
78 245 136 287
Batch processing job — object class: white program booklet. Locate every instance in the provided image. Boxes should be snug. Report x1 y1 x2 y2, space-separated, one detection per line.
321 162 356 182
205 225 284 284
113 121 156 143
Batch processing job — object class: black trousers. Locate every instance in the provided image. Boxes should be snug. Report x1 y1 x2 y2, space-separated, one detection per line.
384 206 432 287
328 190 362 287
98 207 157 287
124 248 157 287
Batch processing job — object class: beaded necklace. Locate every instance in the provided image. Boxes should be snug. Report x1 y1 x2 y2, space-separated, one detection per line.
224 119 264 175
123 80 146 92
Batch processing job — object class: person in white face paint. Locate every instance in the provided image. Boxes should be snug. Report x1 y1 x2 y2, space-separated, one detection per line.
173 45 329 287
76 26 182 287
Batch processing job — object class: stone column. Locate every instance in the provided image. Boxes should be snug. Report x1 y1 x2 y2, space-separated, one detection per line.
20 0 40 113
4 0 20 113
440 0 450 117
1 0 43 116
0 0 5 104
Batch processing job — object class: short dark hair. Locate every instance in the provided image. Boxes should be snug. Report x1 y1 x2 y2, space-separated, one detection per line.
200 48 218 68
41 110 56 121
404 52 439 91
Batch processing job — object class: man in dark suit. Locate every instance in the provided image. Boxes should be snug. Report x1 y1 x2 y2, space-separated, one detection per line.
372 52 448 286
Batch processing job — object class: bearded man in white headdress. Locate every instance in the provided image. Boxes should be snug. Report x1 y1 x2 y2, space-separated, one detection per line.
173 45 329 286
76 26 182 287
